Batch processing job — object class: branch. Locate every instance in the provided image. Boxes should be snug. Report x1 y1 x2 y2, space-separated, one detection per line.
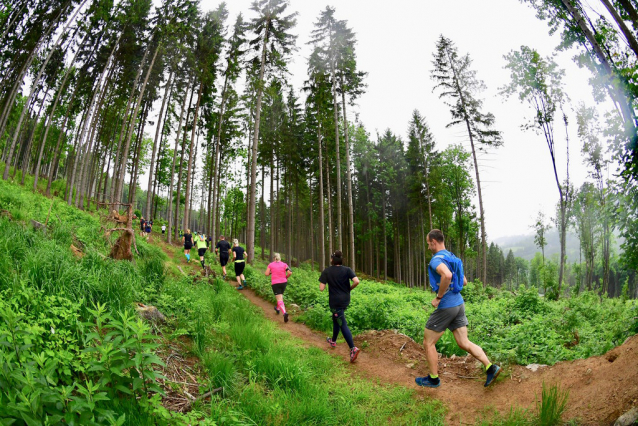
182 387 223 412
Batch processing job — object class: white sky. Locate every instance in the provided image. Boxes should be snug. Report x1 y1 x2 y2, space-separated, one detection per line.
174 0 616 240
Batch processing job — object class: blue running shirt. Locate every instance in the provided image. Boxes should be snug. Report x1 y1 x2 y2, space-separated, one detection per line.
429 250 464 309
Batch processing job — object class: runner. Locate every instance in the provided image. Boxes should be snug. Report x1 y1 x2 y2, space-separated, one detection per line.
415 229 500 388
140 217 146 237
232 239 246 290
182 228 193 263
215 235 231 279
144 221 152 239
196 232 207 269
319 250 361 363
161 224 166 235
265 253 292 323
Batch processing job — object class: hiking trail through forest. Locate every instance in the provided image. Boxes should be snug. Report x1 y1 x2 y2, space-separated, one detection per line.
156 235 638 425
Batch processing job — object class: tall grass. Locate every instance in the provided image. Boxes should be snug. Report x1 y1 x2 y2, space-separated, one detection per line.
536 383 569 426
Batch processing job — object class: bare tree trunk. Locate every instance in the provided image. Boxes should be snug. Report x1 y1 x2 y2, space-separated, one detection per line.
183 80 203 230
146 72 173 217
167 77 193 243
317 130 325 270
341 84 355 270
324 139 333 260
600 0 638 58
332 66 342 252
114 43 160 205
2 0 86 181
247 25 270 264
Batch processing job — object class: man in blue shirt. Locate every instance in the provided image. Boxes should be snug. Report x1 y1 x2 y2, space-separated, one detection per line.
415 229 500 388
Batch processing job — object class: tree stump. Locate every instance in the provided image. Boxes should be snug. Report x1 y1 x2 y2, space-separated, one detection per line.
105 203 138 261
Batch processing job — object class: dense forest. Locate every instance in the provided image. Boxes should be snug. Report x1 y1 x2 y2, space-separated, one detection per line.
1 0 637 301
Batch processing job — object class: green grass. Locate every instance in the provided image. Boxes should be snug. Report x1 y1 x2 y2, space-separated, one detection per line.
0 178 449 425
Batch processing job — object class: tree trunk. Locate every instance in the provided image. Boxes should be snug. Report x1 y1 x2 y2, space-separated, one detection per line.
115 43 160 205
341 83 355 270
146 72 173 218
167 77 193 243
599 0 638 58
247 25 270 264
332 65 342 252
317 131 325 270
183 80 203 231
324 139 333 260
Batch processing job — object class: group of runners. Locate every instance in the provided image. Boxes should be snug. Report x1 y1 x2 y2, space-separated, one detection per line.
138 217 167 239
181 232 247 288
177 226 500 385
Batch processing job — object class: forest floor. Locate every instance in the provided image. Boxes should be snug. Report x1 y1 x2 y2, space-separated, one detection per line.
153 235 638 425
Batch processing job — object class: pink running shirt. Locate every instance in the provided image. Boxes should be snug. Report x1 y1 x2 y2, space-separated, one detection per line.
268 261 289 284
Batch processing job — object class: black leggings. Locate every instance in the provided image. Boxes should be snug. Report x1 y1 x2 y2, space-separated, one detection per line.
331 308 354 349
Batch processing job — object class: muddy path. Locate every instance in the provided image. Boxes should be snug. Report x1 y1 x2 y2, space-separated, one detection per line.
159 237 638 425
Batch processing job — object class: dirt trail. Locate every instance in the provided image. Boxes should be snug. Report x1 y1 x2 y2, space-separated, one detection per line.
157 237 638 425
235 286 638 425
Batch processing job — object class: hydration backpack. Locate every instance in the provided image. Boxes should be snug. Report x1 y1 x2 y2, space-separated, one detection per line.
428 251 465 294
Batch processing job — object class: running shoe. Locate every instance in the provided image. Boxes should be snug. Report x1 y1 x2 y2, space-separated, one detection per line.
223 274 226 280
237 285 244 290
274 306 280 315
484 364 501 387
350 347 360 363
326 337 337 348
415 375 441 388
283 312 289 323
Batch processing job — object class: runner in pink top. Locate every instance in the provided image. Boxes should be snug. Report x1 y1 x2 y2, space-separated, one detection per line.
265 252 292 323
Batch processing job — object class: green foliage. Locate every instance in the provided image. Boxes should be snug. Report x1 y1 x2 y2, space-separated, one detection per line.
239 259 637 365
536 383 569 426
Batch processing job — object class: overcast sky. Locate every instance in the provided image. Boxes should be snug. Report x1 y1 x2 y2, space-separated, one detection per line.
189 0 615 241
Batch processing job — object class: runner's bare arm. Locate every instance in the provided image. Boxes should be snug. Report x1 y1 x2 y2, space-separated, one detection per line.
265 267 271 276
350 276 360 291
319 282 326 291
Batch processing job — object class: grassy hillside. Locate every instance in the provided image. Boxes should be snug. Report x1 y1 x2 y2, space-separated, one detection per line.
0 179 447 425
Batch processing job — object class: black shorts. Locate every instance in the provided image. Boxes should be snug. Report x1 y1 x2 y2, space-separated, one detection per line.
198 248 207 257
234 261 245 276
162 230 165 234
220 252 229 266
271 282 287 295
184 243 192 250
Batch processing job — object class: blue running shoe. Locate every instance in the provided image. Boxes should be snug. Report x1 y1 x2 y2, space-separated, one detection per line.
237 285 244 290
415 375 440 388
484 364 501 387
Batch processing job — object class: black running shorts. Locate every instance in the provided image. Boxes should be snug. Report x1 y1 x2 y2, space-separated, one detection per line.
271 282 287 295
235 261 245 276
198 248 207 257
184 243 192 250
220 252 229 266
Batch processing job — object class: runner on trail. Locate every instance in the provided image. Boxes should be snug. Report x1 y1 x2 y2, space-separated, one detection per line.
144 221 152 239
215 235 231 279
319 250 361 363
415 229 500 388
265 253 292 323
140 217 146 237
161 224 166 235
196 233 207 269
232 239 246 290
182 229 193 263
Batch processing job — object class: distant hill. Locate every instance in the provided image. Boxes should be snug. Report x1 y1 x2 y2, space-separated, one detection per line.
494 230 587 262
